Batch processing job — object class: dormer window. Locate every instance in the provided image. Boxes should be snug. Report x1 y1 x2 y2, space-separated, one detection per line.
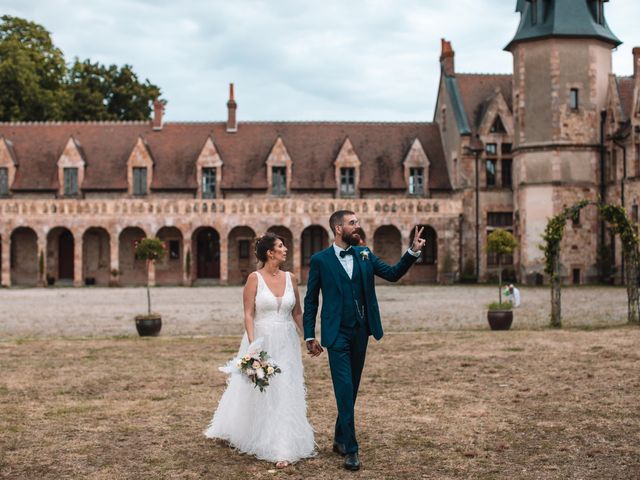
490 116 506 134
409 168 425 195
340 167 355 196
272 166 286 196
0 167 8 197
63 168 78 196
202 167 216 199
133 167 147 195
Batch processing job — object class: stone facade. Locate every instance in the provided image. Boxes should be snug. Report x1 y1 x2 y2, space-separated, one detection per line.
0 2 637 287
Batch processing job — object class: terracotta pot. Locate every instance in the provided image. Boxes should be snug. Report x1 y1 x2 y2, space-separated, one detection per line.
135 314 162 336
487 310 513 330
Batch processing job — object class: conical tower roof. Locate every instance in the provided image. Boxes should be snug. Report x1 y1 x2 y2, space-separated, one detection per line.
505 0 621 51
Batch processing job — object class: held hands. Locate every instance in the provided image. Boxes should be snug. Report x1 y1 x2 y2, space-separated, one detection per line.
411 225 426 252
306 339 324 357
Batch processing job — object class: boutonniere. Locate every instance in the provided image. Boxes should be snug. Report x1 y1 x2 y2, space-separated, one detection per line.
360 250 369 261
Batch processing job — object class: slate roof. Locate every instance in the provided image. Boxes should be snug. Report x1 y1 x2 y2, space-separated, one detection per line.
506 0 621 50
0 121 451 193
444 74 513 135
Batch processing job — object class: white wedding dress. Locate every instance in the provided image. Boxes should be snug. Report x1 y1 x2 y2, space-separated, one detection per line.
204 271 316 463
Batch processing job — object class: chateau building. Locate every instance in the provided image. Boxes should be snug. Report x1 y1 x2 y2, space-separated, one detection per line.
0 1 638 287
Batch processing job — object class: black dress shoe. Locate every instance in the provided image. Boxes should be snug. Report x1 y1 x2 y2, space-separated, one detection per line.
344 452 361 471
332 441 346 455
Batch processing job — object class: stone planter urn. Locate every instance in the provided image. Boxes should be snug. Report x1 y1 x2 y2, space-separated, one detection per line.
487 310 513 331
135 314 162 336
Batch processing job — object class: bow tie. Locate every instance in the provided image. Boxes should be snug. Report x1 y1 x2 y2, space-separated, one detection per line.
339 248 355 258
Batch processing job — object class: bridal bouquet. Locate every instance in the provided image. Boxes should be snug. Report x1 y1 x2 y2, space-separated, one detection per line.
237 350 282 392
219 337 282 392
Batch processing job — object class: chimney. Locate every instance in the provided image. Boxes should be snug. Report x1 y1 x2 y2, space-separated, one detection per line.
152 100 164 131
634 47 640 78
440 38 455 77
227 83 237 133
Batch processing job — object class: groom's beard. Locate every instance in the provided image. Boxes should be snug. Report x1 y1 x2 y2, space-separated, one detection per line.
342 228 364 247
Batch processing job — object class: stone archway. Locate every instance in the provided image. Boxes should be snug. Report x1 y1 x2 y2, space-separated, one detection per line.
301 225 329 283
119 227 147 286
192 227 220 281
268 225 293 273
408 224 438 283
10 227 38 286
47 227 74 285
82 227 111 286
373 225 403 284
228 226 256 285
156 226 184 285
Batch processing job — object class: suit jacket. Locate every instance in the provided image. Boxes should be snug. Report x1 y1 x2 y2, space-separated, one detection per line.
303 245 418 348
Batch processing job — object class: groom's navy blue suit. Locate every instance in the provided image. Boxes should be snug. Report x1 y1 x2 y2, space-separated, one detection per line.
303 245 418 454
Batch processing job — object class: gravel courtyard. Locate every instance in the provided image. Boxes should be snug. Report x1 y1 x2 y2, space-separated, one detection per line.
0 284 631 338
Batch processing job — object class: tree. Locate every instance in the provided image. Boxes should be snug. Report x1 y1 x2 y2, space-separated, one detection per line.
0 15 162 122
0 15 67 121
65 59 161 121
134 238 166 316
486 228 518 305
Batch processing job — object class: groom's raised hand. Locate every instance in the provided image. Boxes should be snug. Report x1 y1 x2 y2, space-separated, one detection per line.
411 225 426 252
306 339 324 357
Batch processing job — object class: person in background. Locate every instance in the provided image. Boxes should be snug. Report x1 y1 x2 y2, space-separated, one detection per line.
504 284 521 308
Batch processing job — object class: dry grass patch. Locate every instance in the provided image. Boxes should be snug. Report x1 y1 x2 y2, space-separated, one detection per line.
1 329 639 479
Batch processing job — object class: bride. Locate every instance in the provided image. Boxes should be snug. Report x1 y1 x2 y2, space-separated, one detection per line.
204 232 317 468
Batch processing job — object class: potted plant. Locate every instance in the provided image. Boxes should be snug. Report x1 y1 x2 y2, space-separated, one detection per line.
134 238 166 336
485 228 518 330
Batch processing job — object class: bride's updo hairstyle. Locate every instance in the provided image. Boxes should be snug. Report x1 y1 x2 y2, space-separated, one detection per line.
254 232 285 264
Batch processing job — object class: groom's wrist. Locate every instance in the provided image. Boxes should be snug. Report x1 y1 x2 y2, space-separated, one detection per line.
304 338 315 342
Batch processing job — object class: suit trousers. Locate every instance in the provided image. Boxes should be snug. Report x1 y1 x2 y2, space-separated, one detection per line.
327 322 369 454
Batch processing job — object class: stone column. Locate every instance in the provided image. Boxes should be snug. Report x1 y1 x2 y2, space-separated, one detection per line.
110 231 120 287
73 231 83 287
1 233 10 287
183 230 192 286
219 232 229 285
293 230 302 280
37 233 47 287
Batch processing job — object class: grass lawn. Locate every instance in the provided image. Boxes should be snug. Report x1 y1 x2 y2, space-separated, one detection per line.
1 327 639 479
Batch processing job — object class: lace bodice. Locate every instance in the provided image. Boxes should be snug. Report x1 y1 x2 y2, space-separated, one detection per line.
254 271 296 323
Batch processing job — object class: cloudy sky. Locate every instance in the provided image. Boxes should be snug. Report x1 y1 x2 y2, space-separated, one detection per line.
2 0 638 122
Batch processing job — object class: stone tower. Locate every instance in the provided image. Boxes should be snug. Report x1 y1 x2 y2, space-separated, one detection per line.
505 0 621 284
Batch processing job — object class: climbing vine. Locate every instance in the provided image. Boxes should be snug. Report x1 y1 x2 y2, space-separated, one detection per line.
540 200 639 327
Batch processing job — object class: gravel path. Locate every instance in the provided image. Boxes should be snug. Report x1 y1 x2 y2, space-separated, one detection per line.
0 284 629 338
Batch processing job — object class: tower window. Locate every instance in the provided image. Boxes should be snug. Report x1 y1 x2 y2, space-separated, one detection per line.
502 159 512 189
531 0 538 25
570 89 579 110
485 143 497 156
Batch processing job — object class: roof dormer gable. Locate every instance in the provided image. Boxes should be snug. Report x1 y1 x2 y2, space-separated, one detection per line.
57 137 86 169
196 136 223 168
334 137 361 167
403 138 430 168
56 137 86 197
478 90 514 137
0 136 17 196
127 136 154 168
265 136 292 167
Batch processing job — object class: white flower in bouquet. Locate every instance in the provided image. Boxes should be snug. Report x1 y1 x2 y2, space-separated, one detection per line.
267 366 275 375
256 368 265 379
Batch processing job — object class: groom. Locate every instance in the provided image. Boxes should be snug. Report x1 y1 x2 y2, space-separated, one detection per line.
303 210 425 471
